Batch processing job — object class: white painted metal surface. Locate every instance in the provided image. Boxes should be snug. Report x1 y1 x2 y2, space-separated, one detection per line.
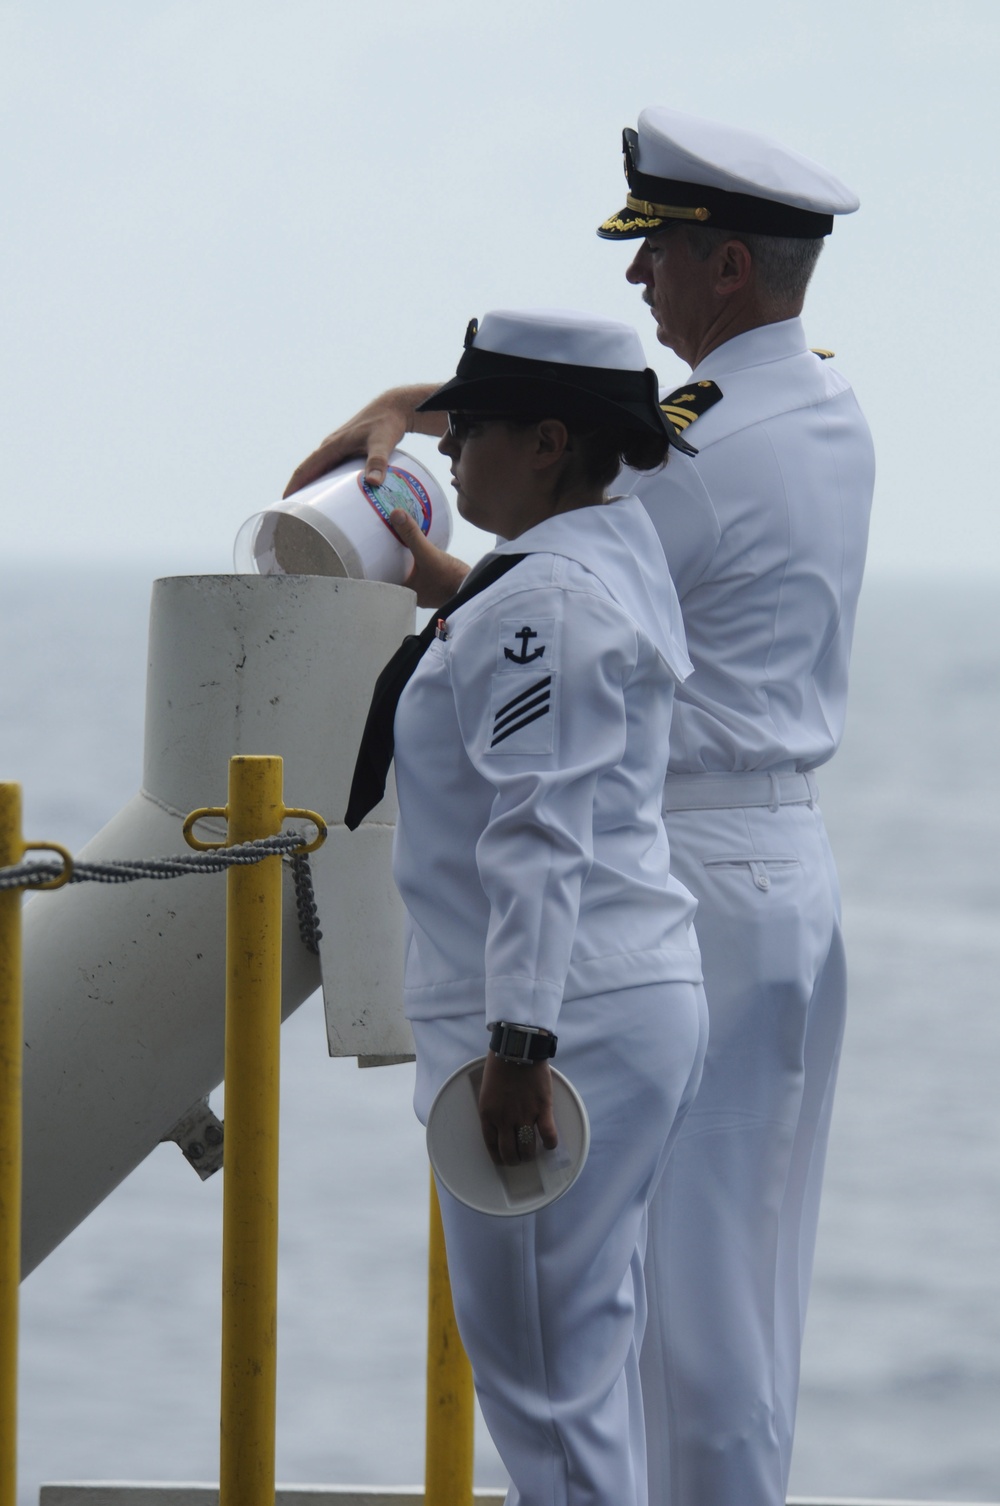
21 574 414 1276
311 821 412 1064
36 1487 1000 1506
39 1489 507 1506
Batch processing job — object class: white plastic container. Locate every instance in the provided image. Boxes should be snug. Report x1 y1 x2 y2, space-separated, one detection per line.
235 448 452 585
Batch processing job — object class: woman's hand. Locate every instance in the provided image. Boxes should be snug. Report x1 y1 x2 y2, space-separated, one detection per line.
283 383 445 497
478 1054 559 1167
389 508 471 608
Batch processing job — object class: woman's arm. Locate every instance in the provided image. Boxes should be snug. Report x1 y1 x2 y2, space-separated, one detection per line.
388 508 472 609
451 582 639 1158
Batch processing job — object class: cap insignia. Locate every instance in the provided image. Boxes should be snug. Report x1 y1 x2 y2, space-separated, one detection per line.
622 126 638 183
599 211 664 235
464 318 479 349
660 379 723 431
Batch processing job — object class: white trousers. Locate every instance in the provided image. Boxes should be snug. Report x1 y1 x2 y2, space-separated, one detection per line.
412 981 708 1506
642 798 846 1506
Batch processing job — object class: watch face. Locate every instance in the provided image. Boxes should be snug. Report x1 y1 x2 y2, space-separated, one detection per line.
491 1022 555 1063
506 1028 530 1059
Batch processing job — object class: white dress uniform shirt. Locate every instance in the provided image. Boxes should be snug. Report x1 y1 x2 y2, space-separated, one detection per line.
629 316 874 773
393 492 702 1032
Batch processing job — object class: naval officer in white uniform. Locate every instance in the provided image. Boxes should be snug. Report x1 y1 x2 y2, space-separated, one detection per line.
291 108 875 1506
594 109 875 1506
345 307 708 1506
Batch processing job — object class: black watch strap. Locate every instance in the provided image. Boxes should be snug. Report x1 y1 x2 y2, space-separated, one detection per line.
488 1020 558 1065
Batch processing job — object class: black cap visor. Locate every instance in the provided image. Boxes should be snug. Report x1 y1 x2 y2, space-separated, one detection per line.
597 187 834 241
417 345 695 453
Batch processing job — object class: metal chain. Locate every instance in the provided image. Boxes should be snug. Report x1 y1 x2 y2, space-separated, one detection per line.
0 834 323 956
289 852 323 955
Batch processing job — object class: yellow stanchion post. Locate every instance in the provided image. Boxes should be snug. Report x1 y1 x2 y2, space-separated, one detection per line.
183 760 324 1506
0 784 24 1506
0 792 68 1506
219 755 284 1506
426 1171 475 1506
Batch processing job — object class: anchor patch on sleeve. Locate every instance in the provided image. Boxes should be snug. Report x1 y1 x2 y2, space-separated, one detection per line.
486 673 555 754
659 379 723 432
498 617 555 671
505 627 544 663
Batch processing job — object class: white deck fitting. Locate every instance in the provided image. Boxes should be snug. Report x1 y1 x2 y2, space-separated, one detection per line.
21 573 415 1275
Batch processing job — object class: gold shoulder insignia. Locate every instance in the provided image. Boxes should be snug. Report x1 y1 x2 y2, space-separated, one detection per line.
660 379 723 431
811 348 835 360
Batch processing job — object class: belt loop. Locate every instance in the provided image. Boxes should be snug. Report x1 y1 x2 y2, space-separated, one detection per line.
806 770 817 808
768 773 780 813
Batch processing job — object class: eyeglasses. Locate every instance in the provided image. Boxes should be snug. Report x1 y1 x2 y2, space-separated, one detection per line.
444 412 602 448
446 412 518 444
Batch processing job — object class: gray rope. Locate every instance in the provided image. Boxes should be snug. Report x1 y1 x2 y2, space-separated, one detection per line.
0 834 324 954
0 833 309 889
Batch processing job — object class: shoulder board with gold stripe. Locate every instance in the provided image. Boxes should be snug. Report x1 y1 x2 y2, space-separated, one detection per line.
811 348 835 360
660 379 723 432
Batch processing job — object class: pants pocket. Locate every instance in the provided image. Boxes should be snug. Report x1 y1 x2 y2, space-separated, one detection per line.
702 852 800 893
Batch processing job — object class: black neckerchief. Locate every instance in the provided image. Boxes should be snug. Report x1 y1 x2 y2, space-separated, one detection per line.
344 552 527 830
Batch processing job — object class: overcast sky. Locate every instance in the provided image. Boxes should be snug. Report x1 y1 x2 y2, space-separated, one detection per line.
2 0 997 576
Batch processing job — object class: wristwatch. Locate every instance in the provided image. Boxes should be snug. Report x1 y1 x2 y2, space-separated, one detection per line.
488 1020 558 1065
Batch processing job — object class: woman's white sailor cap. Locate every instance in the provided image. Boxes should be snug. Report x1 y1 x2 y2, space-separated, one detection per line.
598 105 860 241
416 308 695 450
472 308 648 369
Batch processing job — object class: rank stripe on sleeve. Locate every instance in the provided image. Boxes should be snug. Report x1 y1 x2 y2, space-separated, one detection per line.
491 675 552 746
492 704 550 747
493 689 551 740
496 676 551 720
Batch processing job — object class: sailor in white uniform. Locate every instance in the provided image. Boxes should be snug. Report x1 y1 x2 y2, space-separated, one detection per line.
345 308 708 1506
595 108 875 1506
291 108 875 1506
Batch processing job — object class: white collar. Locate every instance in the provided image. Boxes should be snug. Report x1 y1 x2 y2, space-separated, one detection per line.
690 317 808 382
488 497 692 679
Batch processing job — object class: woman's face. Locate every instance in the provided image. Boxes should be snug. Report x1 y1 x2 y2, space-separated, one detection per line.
438 416 552 539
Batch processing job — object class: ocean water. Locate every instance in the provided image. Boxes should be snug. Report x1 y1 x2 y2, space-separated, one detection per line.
1 564 998 1504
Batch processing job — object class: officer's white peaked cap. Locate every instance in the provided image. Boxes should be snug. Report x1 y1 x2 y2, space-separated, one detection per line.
599 105 859 241
416 307 692 449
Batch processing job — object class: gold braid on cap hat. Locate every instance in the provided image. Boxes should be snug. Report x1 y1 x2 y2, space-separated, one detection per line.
626 195 711 222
